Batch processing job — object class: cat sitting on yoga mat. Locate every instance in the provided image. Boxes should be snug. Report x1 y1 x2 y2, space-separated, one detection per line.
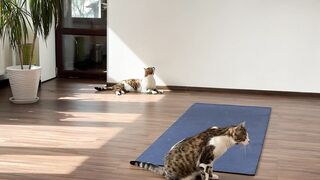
130 122 250 180
95 67 163 95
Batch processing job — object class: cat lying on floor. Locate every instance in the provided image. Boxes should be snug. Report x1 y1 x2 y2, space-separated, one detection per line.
95 67 163 95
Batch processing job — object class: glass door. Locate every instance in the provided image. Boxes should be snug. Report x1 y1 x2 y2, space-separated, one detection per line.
56 0 107 79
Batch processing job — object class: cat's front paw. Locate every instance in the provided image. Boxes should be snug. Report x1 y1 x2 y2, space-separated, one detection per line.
157 89 164 94
143 89 153 94
151 89 164 94
210 174 219 180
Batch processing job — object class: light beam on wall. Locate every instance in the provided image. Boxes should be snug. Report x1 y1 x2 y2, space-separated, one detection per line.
108 29 165 85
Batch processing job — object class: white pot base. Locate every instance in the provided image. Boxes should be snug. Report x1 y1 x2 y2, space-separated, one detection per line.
9 97 39 104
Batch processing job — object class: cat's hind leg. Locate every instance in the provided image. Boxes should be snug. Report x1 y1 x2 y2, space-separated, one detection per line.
164 174 179 180
94 85 107 91
115 90 121 96
206 167 218 180
199 165 210 180
199 165 218 180
198 145 219 180
115 89 127 96
184 171 202 180
113 84 127 95
114 89 125 96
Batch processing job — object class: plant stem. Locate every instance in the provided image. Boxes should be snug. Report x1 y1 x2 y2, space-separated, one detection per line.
18 45 24 69
29 32 37 69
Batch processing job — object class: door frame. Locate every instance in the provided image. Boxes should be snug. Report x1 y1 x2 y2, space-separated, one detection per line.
55 1 107 80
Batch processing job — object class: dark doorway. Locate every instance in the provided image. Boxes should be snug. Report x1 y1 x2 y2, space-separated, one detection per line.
56 0 107 79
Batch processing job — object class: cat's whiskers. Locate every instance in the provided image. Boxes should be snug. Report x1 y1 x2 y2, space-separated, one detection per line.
244 145 247 158
240 144 248 159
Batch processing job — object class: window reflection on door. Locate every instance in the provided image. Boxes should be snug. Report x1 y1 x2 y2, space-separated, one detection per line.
63 0 106 29
71 0 101 18
63 35 106 72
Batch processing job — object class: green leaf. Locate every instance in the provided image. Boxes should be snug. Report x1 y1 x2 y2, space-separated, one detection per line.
0 0 62 68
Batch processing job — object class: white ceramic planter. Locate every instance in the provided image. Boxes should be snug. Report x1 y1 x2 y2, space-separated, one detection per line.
6 65 41 104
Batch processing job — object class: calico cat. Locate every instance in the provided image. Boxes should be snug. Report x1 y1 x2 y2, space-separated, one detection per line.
130 122 249 180
95 67 163 95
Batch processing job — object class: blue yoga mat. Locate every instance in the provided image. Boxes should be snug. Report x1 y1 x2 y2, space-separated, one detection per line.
134 103 271 175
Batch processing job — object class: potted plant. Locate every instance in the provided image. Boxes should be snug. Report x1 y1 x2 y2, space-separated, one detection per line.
0 0 61 104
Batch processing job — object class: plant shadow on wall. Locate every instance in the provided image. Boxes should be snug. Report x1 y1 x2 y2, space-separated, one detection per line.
0 0 61 104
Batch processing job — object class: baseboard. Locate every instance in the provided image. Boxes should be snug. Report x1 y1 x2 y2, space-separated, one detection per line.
158 85 320 97
81 81 320 97
41 77 56 83
4 77 318 97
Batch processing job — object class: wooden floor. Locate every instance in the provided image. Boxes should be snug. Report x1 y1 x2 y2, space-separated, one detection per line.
0 79 319 180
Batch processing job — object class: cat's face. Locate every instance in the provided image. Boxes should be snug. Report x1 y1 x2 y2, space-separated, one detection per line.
232 122 250 145
144 67 155 77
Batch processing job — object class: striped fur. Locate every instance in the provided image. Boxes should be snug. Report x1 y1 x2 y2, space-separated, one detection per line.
130 161 165 176
94 86 111 91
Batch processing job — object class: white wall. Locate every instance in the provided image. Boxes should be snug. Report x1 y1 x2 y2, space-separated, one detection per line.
0 38 12 78
39 23 56 82
0 40 8 76
108 0 320 93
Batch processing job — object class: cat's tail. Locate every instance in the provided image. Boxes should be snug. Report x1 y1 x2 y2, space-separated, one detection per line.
94 86 113 91
130 161 165 176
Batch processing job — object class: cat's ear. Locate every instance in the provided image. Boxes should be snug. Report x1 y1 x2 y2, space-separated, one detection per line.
237 121 245 128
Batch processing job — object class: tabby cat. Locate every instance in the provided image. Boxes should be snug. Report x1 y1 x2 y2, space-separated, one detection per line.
130 122 249 180
95 67 163 95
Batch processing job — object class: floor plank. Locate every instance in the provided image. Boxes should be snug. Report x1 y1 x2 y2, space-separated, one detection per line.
0 78 319 180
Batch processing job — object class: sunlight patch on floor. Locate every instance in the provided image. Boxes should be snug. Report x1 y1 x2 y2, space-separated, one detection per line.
58 111 142 123
58 92 165 102
0 77 168 176
0 125 123 149
0 155 88 174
